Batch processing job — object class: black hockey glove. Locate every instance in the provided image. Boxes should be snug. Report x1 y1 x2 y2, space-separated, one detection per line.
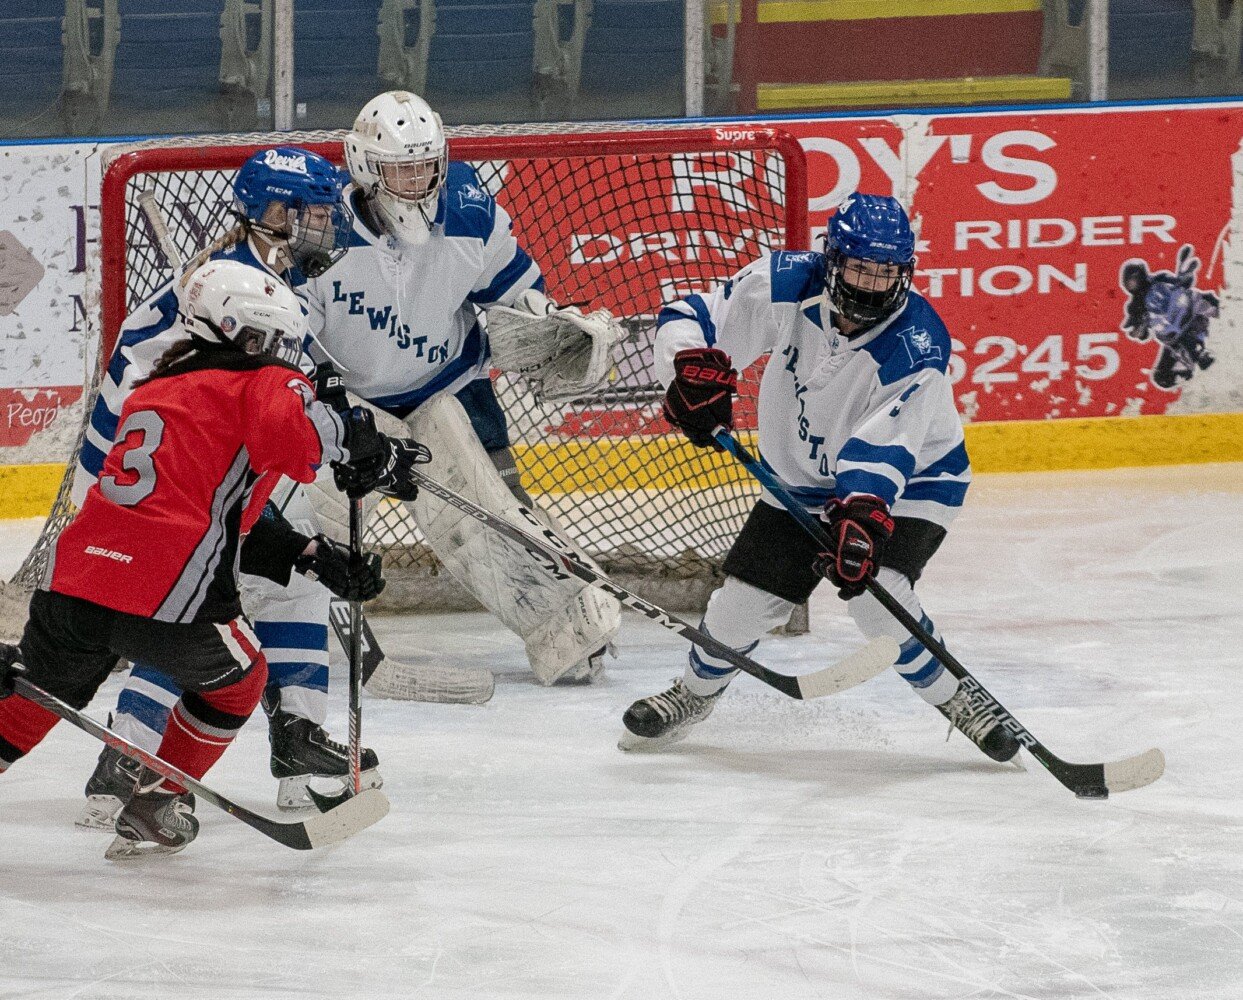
0 644 26 699
294 535 386 602
335 407 430 501
662 347 737 450
311 361 350 413
813 495 895 600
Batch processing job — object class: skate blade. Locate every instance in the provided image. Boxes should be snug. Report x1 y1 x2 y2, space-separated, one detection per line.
75 794 124 831
104 834 188 861
276 768 383 811
616 727 693 753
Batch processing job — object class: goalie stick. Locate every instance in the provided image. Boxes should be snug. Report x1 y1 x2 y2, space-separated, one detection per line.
405 469 898 701
12 676 389 850
714 429 1165 799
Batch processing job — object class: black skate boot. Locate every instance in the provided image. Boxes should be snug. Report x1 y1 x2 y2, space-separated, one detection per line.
105 769 198 860
266 689 382 810
936 685 1021 763
76 724 141 831
619 679 722 751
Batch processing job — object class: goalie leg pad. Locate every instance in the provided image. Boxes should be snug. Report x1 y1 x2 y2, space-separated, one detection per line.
405 392 620 684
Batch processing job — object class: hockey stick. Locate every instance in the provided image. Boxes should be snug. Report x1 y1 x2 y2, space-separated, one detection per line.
12 676 389 849
327 603 495 704
714 429 1165 798
347 497 364 794
406 469 897 700
306 498 367 811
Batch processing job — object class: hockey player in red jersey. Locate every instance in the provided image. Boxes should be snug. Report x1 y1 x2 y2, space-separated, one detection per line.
0 260 425 859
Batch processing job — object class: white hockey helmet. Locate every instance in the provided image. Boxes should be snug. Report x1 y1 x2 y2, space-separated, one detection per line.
346 90 447 245
179 259 306 363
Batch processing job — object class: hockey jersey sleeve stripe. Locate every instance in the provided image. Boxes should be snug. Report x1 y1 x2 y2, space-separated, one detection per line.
657 296 717 346
837 438 917 481
468 246 541 306
900 478 969 507
918 440 970 479
79 438 107 479
834 469 902 507
88 394 120 444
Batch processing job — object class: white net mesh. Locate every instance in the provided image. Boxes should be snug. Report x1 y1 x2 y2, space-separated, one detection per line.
10 123 807 613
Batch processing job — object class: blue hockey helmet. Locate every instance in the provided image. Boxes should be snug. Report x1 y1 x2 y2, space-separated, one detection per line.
233 146 353 278
824 193 916 327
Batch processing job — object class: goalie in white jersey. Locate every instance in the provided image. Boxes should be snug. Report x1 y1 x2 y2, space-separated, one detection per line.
300 91 623 685
621 193 1021 764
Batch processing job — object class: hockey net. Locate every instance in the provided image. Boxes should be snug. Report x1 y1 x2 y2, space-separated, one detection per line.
8 122 808 615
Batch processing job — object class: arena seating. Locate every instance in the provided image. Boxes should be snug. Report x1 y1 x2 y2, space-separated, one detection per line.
0 3 66 133
427 0 536 97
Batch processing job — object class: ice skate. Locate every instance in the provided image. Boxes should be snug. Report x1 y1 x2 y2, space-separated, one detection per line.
268 694 382 809
619 679 721 751
76 730 141 831
105 770 199 860
937 685 1021 762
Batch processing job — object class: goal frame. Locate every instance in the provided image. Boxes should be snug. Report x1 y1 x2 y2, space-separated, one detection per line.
99 126 809 359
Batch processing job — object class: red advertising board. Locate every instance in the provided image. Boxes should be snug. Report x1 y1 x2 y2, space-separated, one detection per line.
779 106 1238 421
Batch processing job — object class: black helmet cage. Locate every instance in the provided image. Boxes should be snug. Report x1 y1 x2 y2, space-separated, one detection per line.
825 246 914 327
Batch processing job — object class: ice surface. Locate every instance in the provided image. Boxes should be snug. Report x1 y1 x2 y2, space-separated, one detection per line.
1 465 1241 1000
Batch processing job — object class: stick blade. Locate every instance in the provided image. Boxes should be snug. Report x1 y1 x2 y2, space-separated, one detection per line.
797 636 899 699
299 787 390 849
1103 748 1166 794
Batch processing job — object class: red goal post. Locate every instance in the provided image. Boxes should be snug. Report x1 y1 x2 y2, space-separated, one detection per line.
51 123 811 613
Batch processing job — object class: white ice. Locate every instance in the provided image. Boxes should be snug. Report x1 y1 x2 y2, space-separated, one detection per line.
1 464 1241 1000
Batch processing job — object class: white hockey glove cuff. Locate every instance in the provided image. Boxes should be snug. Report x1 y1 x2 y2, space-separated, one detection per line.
485 289 625 403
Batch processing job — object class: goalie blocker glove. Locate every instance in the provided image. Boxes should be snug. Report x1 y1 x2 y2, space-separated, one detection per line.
814 495 895 600
662 347 737 449
335 407 430 501
295 535 386 602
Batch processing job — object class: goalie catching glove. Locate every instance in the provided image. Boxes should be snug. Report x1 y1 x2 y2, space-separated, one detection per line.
336 407 431 501
485 289 625 402
295 535 385 602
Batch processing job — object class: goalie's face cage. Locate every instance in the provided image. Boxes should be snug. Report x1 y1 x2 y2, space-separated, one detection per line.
371 150 446 211
826 250 913 328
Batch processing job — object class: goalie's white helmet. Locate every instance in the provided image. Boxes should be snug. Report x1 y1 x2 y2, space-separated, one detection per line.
180 259 306 363
346 90 447 246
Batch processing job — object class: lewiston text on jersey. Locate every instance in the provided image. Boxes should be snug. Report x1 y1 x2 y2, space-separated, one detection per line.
655 250 971 529
299 162 543 418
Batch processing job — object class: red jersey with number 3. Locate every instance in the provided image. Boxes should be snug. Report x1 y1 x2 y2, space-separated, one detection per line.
46 355 345 623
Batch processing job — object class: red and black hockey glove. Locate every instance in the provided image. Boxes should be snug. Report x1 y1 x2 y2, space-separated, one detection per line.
813 495 895 600
295 535 386 602
662 347 737 450
0 644 26 699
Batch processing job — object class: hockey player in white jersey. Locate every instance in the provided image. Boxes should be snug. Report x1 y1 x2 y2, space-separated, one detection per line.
620 193 1021 763
300 90 623 685
75 147 392 824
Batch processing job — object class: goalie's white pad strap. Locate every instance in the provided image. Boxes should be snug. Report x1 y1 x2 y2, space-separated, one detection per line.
485 289 624 403
406 392 620 684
